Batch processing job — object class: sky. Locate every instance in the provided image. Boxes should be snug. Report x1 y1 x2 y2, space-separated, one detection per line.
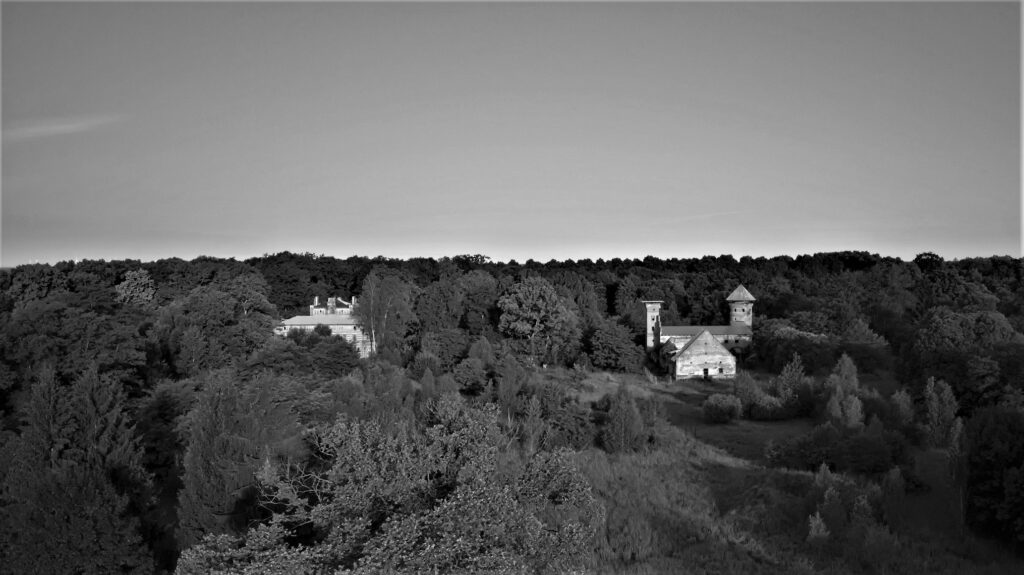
2 1 1021 267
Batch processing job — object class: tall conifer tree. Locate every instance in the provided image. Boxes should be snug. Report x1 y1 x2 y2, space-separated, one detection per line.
0 367 153 573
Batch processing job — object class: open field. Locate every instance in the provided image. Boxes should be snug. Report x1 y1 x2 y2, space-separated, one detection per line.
649 377 816 462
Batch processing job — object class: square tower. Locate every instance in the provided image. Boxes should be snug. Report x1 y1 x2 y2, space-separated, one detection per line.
726 285 756 328
641 300 663 350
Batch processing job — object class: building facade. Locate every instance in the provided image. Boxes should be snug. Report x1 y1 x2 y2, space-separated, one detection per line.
273 296 372 357
643 285 756 380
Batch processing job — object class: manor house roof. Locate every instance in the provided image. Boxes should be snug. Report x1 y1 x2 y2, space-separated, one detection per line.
661 325 752 337
280 315 359 327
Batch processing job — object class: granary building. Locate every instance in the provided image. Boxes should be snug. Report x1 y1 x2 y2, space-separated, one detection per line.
273 296 372 357
643 285 755 380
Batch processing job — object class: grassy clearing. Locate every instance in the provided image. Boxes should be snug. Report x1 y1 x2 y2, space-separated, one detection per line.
558 369 814 462
649 376 815 462
570 370 658 404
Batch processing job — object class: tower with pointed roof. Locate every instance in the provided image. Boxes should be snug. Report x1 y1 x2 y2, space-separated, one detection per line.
727 285 756 329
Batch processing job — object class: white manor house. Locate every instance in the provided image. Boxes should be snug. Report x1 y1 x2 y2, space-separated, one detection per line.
274 296 372 357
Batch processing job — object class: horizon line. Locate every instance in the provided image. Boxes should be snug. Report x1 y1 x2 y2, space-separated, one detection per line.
3 248 1021 270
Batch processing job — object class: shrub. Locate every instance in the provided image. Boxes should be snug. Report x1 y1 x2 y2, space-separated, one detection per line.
881 467 906 532
818 486 848 536
703 394 742 424
408 351 442 381
924 378 959 449
806 511 830 546
840 395 865 429
857 523 900 570
452 358 488 395
793 376 826 417
860 394 893 429
834 432 892 475
636 396 666 428
733 371 801 421
749 393 794 421
965 407 1024 542
826 353 861 397
766 423 842 471
890 388 915 429
544 401 597 450
733 371 761 415
601 386 646 454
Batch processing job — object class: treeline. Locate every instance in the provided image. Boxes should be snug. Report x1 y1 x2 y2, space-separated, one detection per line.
0 250 1022 571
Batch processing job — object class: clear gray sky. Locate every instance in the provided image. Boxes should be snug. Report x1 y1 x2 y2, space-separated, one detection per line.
2 2 1020 266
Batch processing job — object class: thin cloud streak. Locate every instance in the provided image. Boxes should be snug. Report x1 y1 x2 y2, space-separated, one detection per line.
672 210 748 223
3 115 124 142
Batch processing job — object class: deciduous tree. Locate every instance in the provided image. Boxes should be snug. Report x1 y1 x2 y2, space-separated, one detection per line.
353 266 418 359
498 277 581 365
115 268 157 308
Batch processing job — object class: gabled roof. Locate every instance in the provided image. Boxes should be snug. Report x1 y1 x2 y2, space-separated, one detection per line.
726 285 756 302
280 315 359 327
662 325 751 337
672 329 734 359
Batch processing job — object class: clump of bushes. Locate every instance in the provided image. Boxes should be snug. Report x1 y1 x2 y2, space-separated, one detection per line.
799 464 902 572
765 420 911 476
748 393 791 421
703 393 742 424
732 355 810 422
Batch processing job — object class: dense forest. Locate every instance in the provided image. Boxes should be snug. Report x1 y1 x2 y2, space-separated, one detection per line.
1 250 1023 574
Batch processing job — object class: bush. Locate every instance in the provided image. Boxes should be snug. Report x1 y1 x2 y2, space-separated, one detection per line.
601 386 646 453
452 358 488 395
890 388 915 429
793 376 826 417
834 432 892 475
636 396 666 428
733 371 800 421
806 511 830 546
881 467 907 532
733 371 761 416
766 423 842 471
769 422 908 477
749 393 797 421
860 394 894 429
965 407 1024 542
703 394 742 424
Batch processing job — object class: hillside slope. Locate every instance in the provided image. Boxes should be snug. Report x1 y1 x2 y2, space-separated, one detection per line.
575 398 1021 574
